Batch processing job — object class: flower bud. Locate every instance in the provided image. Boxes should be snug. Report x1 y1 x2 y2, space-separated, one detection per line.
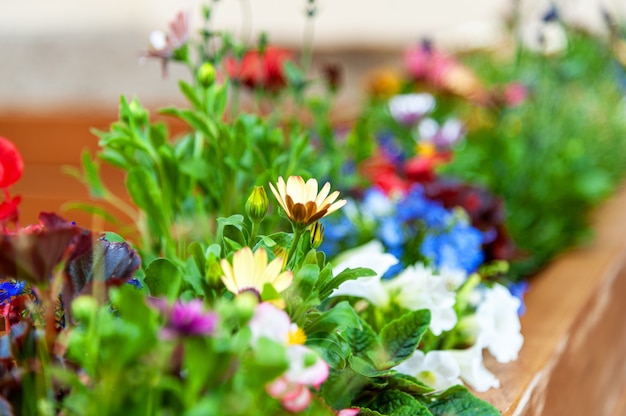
198 62 216 87
234 291 259 323
310 221 324 249
245 186 269 224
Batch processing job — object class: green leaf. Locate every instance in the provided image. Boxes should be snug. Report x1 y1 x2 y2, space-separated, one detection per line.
144 258 182 299
305 301 360 334
369 390 432 416
342 317 378 357
374 309 431 369
306 333 350 369
102 231 126 243
80 151 108 198
126 167 167 233
349 355 395 378
180 158 212 180
179 80 202 110
388 374 435 396
293 263 320 297
318 267 376 300
426 385 500 416
61 202 121 225
188 241 206 278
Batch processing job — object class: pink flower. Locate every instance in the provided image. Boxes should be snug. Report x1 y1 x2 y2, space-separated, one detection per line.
249 303 329 412
143 11 190 76
337 409 360 416
502 82 528 107
404 41 489 104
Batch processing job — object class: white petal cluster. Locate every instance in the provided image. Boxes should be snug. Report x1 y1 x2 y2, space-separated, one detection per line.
385 264 458 336
393 350 461 393
331 240 460 335
474 283 524 363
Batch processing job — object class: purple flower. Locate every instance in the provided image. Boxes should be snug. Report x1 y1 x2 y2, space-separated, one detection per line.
150 298 217 339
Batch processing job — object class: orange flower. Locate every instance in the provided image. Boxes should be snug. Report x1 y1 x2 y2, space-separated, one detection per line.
269 176 346 227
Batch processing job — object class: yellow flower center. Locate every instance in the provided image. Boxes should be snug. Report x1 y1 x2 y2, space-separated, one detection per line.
287 325 307 345
417 142 437 158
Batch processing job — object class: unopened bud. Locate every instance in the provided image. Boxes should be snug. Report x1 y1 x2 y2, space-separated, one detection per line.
310 221 324 249
245 186 269 224
234 291 259 323
198 62 216 87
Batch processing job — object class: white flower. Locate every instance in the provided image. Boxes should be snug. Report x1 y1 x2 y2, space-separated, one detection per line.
332 242 459 335
474 283 523 363
248 303 328 386
439 267 468 291
388 93 436 125
248 303 329 412
393 350 461 393
385 264 458 335
331 240 399 307
449 342 500 392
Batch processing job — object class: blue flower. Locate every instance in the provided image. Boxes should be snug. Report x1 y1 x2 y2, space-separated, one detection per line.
508 280 529 316
396 187 450 228
319 215 358 258
421 222 484 273
0 280 26 304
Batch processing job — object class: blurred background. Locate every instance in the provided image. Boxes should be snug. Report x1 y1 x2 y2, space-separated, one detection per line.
1 0 624 112
1 0 625 227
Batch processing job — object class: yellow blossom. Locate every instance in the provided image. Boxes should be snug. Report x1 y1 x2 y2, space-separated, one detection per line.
269 176 346 227
220 247 293 295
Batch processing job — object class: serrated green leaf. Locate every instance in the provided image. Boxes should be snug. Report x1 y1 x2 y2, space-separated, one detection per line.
426 385 500 416
375 309 431 369
349 355 395 378
369 390 432 416
343 317 378 357
388 374 435 396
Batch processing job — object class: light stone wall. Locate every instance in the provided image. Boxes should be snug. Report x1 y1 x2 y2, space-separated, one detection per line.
0 0 623 112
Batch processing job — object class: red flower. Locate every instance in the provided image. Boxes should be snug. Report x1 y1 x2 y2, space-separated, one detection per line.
0 137 24 189
405 152 452 184
359 153 409 195
225 46 293 90
0 194 21 225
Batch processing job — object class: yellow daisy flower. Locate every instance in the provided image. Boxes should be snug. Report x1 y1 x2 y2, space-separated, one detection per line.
220 247 293 295
269 176 346 227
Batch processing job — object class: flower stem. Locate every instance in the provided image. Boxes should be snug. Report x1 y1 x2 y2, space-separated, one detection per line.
248 220 259 246
286 226 304 269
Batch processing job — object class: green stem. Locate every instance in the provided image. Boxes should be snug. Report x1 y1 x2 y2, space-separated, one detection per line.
248 220 259 246
300 12 316 74
286 226 305 269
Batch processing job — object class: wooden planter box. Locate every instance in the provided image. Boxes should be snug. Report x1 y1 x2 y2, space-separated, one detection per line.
2 114 626 415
